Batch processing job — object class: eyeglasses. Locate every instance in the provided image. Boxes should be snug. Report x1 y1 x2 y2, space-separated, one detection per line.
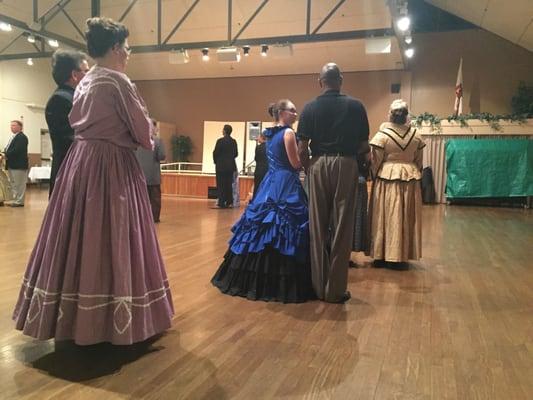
114 44 132 54
281 108 297 114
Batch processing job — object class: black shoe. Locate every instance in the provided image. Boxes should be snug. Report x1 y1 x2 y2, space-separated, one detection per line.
389 262 409 271
329 291 351 304
373 259 387 268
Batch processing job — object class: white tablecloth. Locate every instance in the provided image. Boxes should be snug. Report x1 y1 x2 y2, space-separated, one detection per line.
28 166 51 182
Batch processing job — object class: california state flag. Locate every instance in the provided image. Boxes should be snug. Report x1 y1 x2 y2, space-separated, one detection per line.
454 57 463 116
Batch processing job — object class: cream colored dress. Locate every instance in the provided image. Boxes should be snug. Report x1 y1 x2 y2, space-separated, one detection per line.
367 122 425 262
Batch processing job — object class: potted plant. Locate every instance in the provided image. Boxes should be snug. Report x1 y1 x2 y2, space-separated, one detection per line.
511 81 533 115
171 135 193 163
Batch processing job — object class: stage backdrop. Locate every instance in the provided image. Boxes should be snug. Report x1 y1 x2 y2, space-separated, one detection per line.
202 121 245 173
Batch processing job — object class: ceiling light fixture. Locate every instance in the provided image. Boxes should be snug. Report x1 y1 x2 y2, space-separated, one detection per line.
0 22 13 32
397 16 410 32
48 39 59 48
261 44 268 57
27 35 36 43
405 35 412 44
243 45 250 57
201 48 209 61
27 58 34 66
404 48 414 58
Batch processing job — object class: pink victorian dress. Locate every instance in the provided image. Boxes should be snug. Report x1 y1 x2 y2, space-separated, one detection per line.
12 65 174 345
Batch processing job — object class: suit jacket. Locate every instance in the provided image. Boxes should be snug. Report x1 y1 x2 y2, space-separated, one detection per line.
135 137 166 185
254 142 268 178
46 85 75 186
213 135 238 173
5 132 29 170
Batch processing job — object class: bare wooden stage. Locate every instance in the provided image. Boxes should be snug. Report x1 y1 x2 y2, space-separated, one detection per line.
0 189 532 400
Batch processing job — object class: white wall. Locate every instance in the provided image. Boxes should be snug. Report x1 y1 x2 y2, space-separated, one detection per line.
202 121 246 174
0 58 55 154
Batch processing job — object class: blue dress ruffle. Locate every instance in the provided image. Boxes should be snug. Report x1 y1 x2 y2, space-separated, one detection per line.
228 126 309 261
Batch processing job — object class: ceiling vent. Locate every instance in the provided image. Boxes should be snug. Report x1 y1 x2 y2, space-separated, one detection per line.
216 47 241 62
270 43 293 58
169 49 190 64
365 37 392 54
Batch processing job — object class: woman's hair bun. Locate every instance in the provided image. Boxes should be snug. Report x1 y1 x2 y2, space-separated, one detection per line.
267 103 276 118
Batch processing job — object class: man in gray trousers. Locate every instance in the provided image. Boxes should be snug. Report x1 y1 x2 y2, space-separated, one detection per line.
297 63 370 303
136 119 166 222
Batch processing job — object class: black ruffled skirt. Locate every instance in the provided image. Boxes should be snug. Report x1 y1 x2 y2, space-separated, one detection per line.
211 247 316 303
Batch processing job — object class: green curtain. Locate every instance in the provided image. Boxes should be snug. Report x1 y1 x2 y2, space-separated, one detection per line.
446 139 533 198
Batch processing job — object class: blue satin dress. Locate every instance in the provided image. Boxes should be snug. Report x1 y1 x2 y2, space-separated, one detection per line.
211 126 315 303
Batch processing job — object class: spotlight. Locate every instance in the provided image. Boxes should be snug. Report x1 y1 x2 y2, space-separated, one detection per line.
243 46 250 57
261 45 268 57
0 22 12 32
27 58 34 66
27 35 36 43
404 35 412 44
397 16 410 32
48 39 59 48
404 48 414 58
201 48 209 61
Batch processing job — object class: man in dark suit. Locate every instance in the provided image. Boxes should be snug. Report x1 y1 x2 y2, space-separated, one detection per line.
213 124 238 208
45 49 89 197
4 120 29 207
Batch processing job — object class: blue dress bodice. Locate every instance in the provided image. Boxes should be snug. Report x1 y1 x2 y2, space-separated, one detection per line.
229 126 308 260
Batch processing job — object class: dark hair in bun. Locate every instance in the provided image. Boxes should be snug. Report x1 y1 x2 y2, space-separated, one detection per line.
267 99 292 122
85 17 129 58
267 103 276 118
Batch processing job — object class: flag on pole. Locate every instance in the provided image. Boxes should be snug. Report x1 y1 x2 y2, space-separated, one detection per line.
454 57 463 116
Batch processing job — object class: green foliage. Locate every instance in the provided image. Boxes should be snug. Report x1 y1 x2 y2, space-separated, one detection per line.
511 81 533 115
412 112 442 132
412 112 530 132
446 113 470 128
412 81 533 132
171 135 193 162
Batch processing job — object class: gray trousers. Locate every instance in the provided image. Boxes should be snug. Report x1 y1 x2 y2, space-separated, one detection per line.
308 156 358 302
8 169 27 205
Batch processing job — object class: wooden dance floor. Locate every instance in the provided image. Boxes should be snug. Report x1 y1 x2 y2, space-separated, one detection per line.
1 188 532 400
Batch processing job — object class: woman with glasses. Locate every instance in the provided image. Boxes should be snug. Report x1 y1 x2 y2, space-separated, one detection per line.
211 99 315 303
12 17 174 345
